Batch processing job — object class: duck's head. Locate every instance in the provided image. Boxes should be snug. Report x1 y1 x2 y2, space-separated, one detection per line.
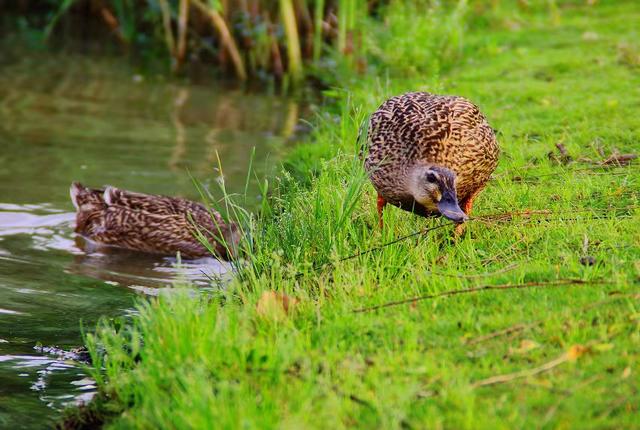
408 165 468 223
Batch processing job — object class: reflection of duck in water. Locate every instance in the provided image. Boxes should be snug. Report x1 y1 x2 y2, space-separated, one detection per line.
68 240 231 289
70 183 239 260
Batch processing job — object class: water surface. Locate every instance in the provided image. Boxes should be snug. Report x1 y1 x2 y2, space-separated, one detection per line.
0 52 305 428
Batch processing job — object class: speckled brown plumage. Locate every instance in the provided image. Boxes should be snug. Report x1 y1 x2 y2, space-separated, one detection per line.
364 91 499 217
70 183 239 260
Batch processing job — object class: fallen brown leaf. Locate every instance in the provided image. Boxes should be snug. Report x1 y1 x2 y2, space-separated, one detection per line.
509 339 540 355
567 344 588 360
256 291 299 320
621 366 631 380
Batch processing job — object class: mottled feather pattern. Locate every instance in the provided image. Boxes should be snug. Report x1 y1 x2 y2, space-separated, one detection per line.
70 183 239 260
364 92 499 214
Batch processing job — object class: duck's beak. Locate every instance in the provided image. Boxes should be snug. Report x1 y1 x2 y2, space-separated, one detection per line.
437 194 468 223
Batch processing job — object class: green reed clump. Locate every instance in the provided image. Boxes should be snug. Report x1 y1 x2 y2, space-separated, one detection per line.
6 0 380 84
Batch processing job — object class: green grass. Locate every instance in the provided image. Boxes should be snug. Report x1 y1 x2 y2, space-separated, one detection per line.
80 1 639 428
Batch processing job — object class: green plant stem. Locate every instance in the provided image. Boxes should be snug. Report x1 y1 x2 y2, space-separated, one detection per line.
280 0 303 82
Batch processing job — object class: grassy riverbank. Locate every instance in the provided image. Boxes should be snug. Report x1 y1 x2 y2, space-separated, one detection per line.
78 1 639 428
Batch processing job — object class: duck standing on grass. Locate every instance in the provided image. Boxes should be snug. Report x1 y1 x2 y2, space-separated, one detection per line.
363 92 499 230
70 183 240 260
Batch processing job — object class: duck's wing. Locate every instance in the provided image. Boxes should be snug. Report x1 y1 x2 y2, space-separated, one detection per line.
103 186 179 214
366 92 451 167
71 183 239 259
440 97 499 199
103 186 215 217
89 205 238 259
104 186 231 233
84 206 210 258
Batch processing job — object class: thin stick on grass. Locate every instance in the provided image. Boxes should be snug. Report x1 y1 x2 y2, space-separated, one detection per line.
474 214 635 229
502 162 639 180
337 222 451 263
582 292 640 310
510 170 636 183
294 221 453 278
471 345 588 388
352 279 604 313
466 291 640 347
474 205 639 223
465 322 540 345
294 205 637 280
427 262 523 279
599 153 638 166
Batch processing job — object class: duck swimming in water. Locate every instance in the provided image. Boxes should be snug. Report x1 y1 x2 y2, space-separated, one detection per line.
363 92 499 229
70 182 239 260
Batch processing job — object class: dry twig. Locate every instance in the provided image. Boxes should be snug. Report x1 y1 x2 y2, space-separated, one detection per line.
471 345 589 388
352 279 603 313
426 262 523 280
600 153 638 166
465 291 640 347
465 322 539 345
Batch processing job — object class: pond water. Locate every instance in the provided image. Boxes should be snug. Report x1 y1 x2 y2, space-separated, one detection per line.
0 52 306 428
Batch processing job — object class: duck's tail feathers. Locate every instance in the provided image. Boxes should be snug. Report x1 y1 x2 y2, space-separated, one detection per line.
70 182 107 211
103 186 116 206
70 182 86 211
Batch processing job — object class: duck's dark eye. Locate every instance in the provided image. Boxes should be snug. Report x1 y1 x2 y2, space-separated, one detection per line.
426 173 438 183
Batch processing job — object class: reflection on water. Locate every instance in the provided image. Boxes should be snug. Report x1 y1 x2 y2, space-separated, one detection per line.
0 52 305 428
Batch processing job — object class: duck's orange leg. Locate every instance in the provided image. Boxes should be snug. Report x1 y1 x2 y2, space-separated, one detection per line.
454 188 482 236
377 194 387 229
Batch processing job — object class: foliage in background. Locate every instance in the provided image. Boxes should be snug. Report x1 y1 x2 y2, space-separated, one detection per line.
2 0 371 84
1 0 572 85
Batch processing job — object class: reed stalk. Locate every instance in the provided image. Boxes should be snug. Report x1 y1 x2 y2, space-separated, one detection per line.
175 0 190 71
337 0 348 54
156 0 176 61
312 0 325 62
279 0 303 82
191 0 248 80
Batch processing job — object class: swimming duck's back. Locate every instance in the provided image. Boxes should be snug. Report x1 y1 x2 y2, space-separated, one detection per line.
70 183 238 259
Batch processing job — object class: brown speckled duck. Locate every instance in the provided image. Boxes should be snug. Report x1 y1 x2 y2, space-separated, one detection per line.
70 183 239 260
364 92 499 228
